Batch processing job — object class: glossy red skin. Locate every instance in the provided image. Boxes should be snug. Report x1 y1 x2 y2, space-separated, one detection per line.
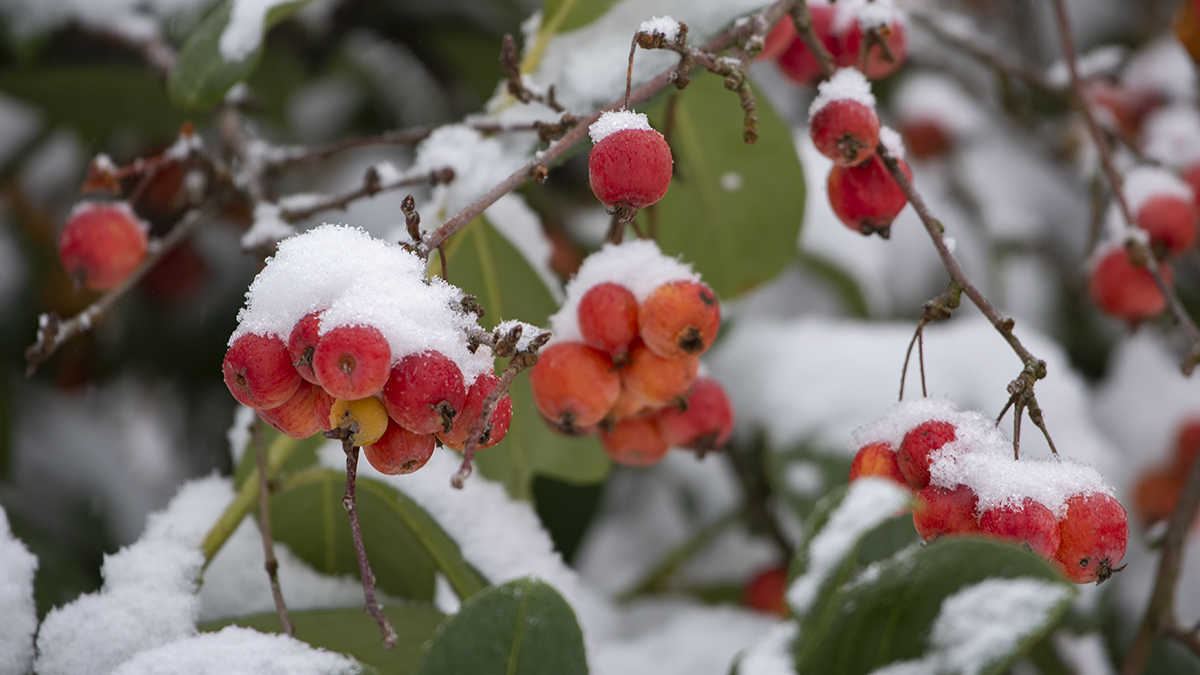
978 498 1061 561
913 484 980 541
288 311 323 384
381 351 467 435
900 120 952 160
1175 416 1200 469
529 342 621 430
438 372 513 450
364 421 437 475
312 324 392 400
223 333 302 409
656 376 734 452
312 386 336 432
849 441 908 489
588 128 673 211
827 155 912 237
836 20 908 80
1136 193 1197 258
258 382 322 439
897 420 957 490
59 203 148 291
601 417 670 467
811 99 881 167
579 283 640 358
638 280 720 360
1089 247 1171 323
777 4 838 86
1054 493 1128 584
620 340 699 407
743 565 788 616
757 18 796 62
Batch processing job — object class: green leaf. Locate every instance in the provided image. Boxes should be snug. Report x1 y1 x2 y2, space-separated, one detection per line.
168 0 312 109
541 0 621 34
647 75 805 299
271 469 487 602
201 605 445 675
433 217 610 500
415 577 588 675
796 539 1076 675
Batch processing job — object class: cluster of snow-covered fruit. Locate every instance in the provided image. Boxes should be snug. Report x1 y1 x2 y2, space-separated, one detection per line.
755 0 908 85
848 398 1129 585
530 240 734 467
221 225 512 476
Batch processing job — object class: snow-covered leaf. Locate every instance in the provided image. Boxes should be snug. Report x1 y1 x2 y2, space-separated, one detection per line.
415 577 587 675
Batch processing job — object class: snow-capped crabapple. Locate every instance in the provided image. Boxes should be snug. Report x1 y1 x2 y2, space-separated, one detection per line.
897 419 957 490
1136 192 1197 258
578 282 640 360
437 372 513 451
836 19 908 80
1054 492 1128 584
588 119 673 222
258 382 322 440
287 311 323 385
529 342 621 432
600 417 670 467
849 441 908 489
620 340 699 408
58 202 149 291
756 17 796 62
329 396 389 446
776 3 838 86
381 351 467 435
826 154 912 238
363 421 437 475
638 280 721 359
655 376 734 453
912 483 980 541
978 498 1061 561
742 565 788 617
1088 246 1172 324
223 333 302 409
313 324 392 400
810 98 880 167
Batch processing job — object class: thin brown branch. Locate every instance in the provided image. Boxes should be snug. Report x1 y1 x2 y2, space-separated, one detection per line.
217 104 267 204
340 436 398 649
910 12 1063 97
900 284 962 400
266 127 436 170
279 167 455 222
253 418 294 637
791 0 837 80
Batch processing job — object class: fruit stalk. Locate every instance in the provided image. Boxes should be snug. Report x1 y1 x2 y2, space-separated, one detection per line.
252 418 294 637
340 436 399 649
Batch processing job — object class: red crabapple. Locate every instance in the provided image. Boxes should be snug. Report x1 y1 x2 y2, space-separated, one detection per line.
258 382 322 440
578 282 640 359
897 420 956 490
312 385 336 432
287 311 323 385
913 484 980 541
836 19 908 80
638 280 721 359
811 98 880 167
600 417 670 467
827 154 912 238
313 324 392 400
363 421 437 475
381 351 467 435
529 343 621 432
223 333 302 409
655 376 734 453
58 202 149 291
608 386 652 422
1134 468 1183 527
1089 247 1171 324
849 441 908 488
900 119 952 160
742 565 788 617
756 18 796 62
978 498 1061 561
776 3 838 86
588 113 673 222
329 396 389 446
620 340 699 408
438 372 513 451
1175 416 1200 469
1136 193 1197 258
1054 492 1128 584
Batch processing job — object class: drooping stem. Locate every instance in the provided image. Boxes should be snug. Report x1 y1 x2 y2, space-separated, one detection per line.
253 418 294 637
342 438 398 649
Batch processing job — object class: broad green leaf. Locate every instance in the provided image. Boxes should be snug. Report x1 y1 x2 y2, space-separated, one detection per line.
271 469 487 602
201 605 445 675
432 217 610 500
415 577 588 675
796 539 1076 675
168 0 312 109
647 75 805 299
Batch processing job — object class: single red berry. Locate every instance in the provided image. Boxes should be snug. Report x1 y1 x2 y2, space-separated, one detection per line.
364 421 437 475
312 324 392 400
600 417 670 467
608 386 653 422
897 420 957 490
223 333 302 409
288 311 324 385
776 4 838 86
638 280 720 360
827 154 912 238
258 382 322 440
849 441 909 489
811 99 880 167
836 19 908 80
742 565 788 617
899 119 952 160
1134 468 1184 528
620 340 699 408
529 342 621 432
58 202 149 291
381 351 467 435
1054 492 1128 584
1089 246 1171 324
1174 416 1200 469
978 498 1061 561
756 18 796 62
588 112 672 222
913 484 980 541
438 372 513 451
655 376 734 454
578 282 640 359
1136 193 1197 258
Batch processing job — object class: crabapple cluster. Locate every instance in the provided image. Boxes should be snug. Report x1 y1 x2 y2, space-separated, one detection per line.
1134 415 1200 529
58 202 149 292
759 0 907 86
587 110 673 224
808 69 912 238
221 225 511 476
530 241 733 467
848 399 1129 584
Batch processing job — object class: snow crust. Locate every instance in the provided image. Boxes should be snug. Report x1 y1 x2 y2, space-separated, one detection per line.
1045 45 1126 88
0 508 37 675
1143 104 1200 168
229 224 496 386
736 622 798 675
879 126 905 160
220 0 294 62
1120 38 1195 101
638 16 680 42
893 74 985 138
589 110 655 144
548 239 699 343
1123 165 1193 216
109 626 360 675
831 0 901 35
241 202 295 249
808 69 876 121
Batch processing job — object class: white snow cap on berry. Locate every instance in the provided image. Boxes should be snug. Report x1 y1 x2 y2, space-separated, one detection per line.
68 201 150 235
548 239 699 344
1123 165 1194 215
1143 104 1200 168
589 110 655 144
639 15 681 42
808 68 876 122
832 0 903 34
894 73 985 138
879 126 905 160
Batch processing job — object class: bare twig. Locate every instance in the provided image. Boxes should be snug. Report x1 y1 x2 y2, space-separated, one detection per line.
217 104 268 205
910 12 1063 97
279 167 455 222
339 436 398 649
252 418 294 637
899 284 962 401
790 0 837 79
